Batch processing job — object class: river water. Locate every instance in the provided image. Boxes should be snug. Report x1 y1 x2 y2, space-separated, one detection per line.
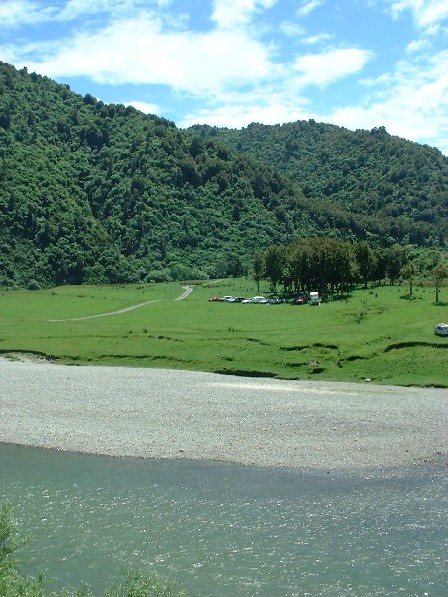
1 443 447 596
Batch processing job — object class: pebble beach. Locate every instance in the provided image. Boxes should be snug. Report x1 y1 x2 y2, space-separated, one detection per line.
1 356 447 472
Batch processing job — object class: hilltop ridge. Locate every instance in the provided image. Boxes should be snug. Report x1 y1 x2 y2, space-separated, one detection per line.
1 61 447 288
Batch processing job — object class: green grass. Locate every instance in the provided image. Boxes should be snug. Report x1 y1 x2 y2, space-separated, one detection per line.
0 280 447 386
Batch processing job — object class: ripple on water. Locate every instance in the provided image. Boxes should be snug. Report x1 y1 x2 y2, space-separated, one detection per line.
1 445 447 596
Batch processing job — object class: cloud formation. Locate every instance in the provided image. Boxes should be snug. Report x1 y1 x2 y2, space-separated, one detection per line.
0 0 447 153
293 49 373 87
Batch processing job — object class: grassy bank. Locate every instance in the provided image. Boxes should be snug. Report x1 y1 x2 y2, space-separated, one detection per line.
0 280 447 386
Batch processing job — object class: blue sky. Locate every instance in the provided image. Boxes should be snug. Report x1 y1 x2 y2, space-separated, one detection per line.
1 0 448 153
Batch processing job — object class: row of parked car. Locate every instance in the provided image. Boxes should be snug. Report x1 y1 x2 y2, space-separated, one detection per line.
208 293 320 305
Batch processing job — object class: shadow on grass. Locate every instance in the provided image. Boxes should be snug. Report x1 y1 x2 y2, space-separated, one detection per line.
384 341 448 352
280 343 338 351
214 368 276 378
329 293 353 301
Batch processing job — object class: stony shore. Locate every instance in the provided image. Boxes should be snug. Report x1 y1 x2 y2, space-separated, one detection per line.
1 357 447 472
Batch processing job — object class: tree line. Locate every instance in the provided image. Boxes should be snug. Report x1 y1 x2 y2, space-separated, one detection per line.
253 238 448 299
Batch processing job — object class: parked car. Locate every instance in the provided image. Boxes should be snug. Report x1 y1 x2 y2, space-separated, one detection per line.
250 296 268 304
434 322 448 336
208 296 221 302
293 293 309 304
219 295 234 302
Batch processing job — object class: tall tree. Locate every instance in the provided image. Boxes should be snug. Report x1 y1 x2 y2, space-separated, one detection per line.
264 245 285 293
386 246 405 285
432 263 448 303
355 241 377 288
252 250 264 294
400 261 416 297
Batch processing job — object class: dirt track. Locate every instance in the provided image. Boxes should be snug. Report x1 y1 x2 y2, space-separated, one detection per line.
49 285 194 321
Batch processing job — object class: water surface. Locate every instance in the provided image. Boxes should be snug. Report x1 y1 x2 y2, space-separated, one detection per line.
1 444 447 596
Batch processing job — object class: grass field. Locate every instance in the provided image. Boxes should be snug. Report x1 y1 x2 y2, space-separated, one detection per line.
0 279 447 386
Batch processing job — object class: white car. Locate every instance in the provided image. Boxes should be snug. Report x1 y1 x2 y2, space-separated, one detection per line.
250 296 268 304
434 323 448 336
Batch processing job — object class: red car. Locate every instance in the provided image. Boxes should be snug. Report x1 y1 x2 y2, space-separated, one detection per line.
294 294 309 304
208 296 221 302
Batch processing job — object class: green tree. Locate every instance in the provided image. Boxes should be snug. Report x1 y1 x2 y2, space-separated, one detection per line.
432 263 448 303
328 239 356 295
252 250 264 294
355 241 377 288
106 570 187 597
400 261 416 297
386 246 405 285
264 245 285 293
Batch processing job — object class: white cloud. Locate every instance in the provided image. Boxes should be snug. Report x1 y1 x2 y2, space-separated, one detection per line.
406 38 429 53
124 100 161 115
296 0 324 18
293 48 374 87
16 14 274 96
179 98 312 129
0 0 54 27
389 0 448 32
55 0 168 22
330 49 448 153
211 0 276 29
301 32 333 45
279 20 305 37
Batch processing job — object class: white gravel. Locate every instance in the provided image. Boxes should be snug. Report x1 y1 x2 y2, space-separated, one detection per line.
1 356 447 472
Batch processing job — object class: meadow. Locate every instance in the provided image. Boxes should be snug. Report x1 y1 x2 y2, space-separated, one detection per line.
0 279 447 387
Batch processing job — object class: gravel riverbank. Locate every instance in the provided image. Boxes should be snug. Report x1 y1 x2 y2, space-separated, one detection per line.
1 357 447 472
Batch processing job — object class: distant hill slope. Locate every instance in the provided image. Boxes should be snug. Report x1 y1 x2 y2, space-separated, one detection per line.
189 121 448 247
0 61 447 288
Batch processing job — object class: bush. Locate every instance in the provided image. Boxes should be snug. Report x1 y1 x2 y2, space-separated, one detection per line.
26 279 41 291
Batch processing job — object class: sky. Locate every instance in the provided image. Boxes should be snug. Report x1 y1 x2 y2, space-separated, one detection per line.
1 0 448 154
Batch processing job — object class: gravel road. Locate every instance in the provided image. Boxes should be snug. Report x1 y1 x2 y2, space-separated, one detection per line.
1 357 447 472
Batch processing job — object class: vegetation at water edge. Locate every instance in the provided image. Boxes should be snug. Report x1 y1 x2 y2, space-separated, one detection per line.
0 503 187 596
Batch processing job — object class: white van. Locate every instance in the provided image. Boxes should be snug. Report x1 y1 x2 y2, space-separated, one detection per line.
309 292 321 305
434 323 448 336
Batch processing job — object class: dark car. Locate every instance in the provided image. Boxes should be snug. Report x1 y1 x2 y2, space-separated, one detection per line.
268 297 286 304
294 294 309 304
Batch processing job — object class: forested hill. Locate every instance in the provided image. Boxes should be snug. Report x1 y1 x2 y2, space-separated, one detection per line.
189 121 448 248
0 61 447 289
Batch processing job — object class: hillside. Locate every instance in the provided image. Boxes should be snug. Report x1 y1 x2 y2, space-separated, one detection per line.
189 121 448 247
1 61 447 288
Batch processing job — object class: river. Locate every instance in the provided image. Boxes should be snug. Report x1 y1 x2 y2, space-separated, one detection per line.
1 443 447 596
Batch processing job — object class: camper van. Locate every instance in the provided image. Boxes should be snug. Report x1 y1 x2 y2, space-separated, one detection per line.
434 323 448 336
309 292 321 305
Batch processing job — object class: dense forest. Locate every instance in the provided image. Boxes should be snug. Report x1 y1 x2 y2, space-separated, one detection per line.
1 61 447 289
189 122 448 248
